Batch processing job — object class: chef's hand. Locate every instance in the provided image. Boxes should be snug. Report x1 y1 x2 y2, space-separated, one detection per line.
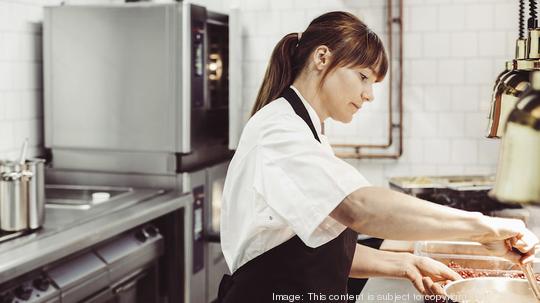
403 255 461 296
478 216 538 264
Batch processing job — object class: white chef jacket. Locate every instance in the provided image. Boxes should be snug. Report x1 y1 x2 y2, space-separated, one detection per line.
221 86 371 273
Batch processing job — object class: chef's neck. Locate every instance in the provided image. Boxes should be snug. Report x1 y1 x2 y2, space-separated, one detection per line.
292 74 329 124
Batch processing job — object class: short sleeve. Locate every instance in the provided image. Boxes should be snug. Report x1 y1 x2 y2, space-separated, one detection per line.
253 114 371 247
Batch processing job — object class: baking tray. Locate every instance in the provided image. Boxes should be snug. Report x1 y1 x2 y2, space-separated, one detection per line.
415 241 540 274
388 175 495 195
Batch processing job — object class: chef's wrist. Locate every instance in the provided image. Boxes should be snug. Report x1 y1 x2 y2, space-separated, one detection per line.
368 250 416 279
473 215 525 242
466 212 497 243
395 252 418 279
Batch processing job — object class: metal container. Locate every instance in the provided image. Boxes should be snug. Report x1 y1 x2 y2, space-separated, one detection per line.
25 158 45 229
0 161 28 231
0 158 46 231
388 175 495 196
444 277 537 303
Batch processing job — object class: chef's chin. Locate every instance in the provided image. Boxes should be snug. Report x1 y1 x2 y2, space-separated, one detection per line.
335 113 354 123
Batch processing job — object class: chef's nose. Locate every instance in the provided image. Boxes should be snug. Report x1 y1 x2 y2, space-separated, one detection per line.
362 85 374 102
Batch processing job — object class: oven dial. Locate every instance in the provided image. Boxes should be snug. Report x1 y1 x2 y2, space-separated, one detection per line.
14 285 32 301
33 277 50 292
134 229 149 243
144 226 159 238
0 292 14 303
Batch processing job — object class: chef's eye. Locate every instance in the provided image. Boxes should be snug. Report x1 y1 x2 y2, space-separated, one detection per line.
359 73 368 81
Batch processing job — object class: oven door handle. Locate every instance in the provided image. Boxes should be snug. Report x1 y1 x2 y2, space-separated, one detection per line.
113 270 148 294
204 231 220 243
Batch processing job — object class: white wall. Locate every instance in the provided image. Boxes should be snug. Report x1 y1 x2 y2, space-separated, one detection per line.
0 0 54 160
0 0 516 186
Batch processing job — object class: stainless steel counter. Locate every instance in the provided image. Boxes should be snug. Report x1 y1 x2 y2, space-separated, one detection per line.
0 190 192 284
357 278 423 303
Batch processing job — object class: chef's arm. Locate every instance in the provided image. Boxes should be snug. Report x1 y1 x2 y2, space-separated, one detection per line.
349 244 460 295
331 186 494 241
348 244 412 279
330 186 538 261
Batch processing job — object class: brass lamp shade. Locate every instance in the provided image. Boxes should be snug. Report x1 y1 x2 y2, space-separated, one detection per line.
490 71 540 204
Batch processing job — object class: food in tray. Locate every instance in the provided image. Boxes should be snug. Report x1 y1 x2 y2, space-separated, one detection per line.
443 261 540 283
408 176 434 185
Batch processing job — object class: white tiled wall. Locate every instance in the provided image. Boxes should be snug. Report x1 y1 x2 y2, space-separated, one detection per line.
0 0 516 186
0 0 56 160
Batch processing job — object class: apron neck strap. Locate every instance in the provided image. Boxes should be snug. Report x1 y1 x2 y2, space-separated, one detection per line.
281 87 321 143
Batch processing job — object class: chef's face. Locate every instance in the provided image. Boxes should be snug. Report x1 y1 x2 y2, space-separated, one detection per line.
320 65 377 123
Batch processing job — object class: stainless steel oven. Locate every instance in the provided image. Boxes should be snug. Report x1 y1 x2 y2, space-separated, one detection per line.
43 3 232 302
43 2 232 303
44 2 231 173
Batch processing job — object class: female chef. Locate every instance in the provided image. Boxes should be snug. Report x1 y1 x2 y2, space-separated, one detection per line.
218 11 538 303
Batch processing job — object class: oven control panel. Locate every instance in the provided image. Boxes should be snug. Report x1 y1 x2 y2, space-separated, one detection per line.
0 274 59 303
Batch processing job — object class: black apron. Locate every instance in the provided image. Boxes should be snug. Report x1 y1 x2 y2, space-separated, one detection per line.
217 87 358 303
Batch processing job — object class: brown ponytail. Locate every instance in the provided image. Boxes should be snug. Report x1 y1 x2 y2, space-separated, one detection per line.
251 11 388 116
251 33 299 116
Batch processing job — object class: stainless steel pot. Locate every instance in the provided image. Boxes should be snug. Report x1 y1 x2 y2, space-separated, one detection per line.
444 277 537 303
0 158 45 231
25 159 45 229
0 161 28 231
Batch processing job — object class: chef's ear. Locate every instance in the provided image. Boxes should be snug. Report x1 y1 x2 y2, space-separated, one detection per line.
312 45 331 71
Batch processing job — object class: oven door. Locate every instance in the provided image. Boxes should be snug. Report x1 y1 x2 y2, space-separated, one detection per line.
205 161 226 241
204 161 229 302
184 160 229 303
